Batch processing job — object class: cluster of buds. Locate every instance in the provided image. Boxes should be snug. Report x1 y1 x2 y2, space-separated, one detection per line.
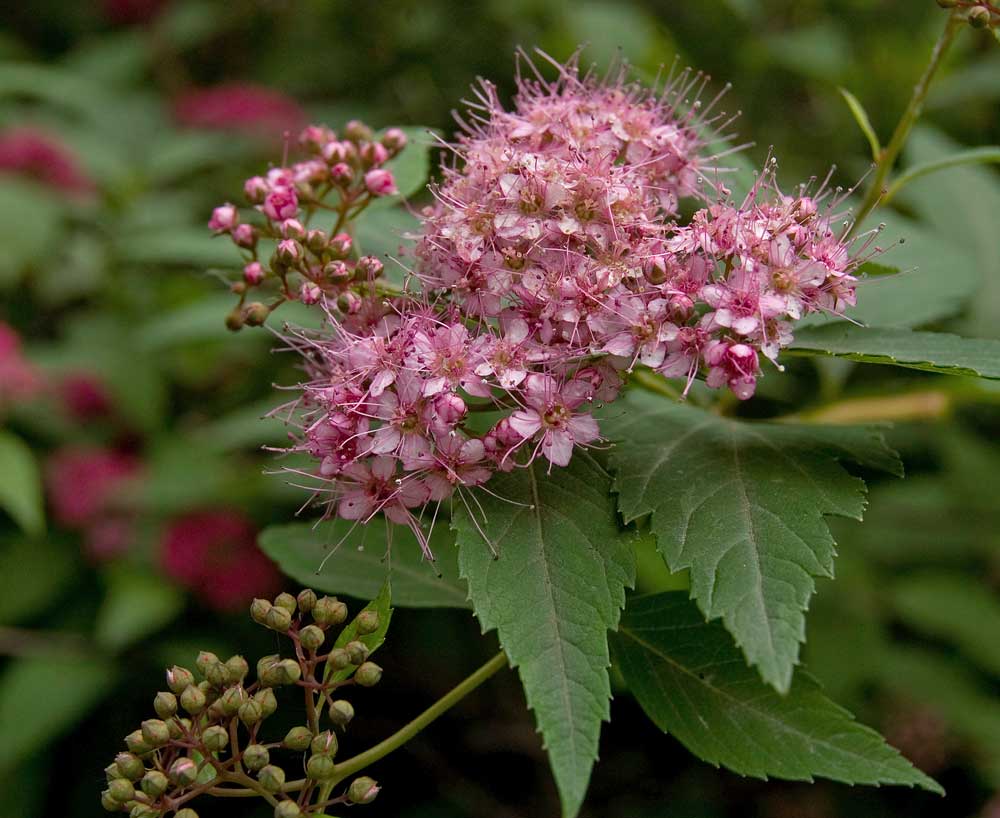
208 119 406 330
936 0 1000 28
101 589 383 818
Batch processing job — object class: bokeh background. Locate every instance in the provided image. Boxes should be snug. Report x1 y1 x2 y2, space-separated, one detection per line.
1 1 999 817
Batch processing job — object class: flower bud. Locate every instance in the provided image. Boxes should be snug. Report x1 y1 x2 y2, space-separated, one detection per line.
225 308 245 331
197 679 218 706
175 811 199 818
105 763 123 783
283 725 313 751
313 596 348 626
264 605 292 632
364 169 397 197
251 598 273 623
243 302 271 326
202 725 229 752
166 665 195 694
205 661 231 688
328 699 355 727
329 162 353 186
208 203 238 233
968 6 992 27
356 255 384 279
299 282 322 305
381 127 408 155
310 729 338 757
130 805 159 818
100 790 119 811
257 764 285 792
107 777 134 803
169 717 191 740
276 239 303 267
306 753 335 780
344 119 373 143
274 801 301 818
323 259 351 281
115 752 145 781
226 655 249 682
280 219 306 241
328 232 353 260
232 223 257 249
355 662 382 687
327 648 351 671
141 770 169 798
124 730 152 755
220 685 247 716
169 757 199 787
242 743 270 771
180 684 207 715
296 588 317 614
337 291 362 314
360 141 389 167
345 641 369 666
152 690 177 719
254 687 279 717
238 699 264 726
298 624 325 652
244 175 268 203
348 776 380 804
243 261 265 286
355 610 379 635
141 719 170 748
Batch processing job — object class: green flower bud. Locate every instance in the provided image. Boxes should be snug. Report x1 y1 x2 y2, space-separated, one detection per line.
312 596 348 626
104 763 123 783
274 801 301 818
328 699 354 727
310 730 338 757
242 743 270 771
258 658 284 687
197 679 218 706
968 6 992 27
175 810 200 818
348 775 380 804
238 699 264 726
169 756 199 787
220 685 247 716
168 717 191 740
180 684 207 715
202 725 229 752
298 624 325 652
265 605 292 632
283 726 313 751
274 592 297 614
115 752 145 781
140 770 169 798
205 661 231 688
257 654 280 681
153 691 177 719
130 804 159 818
278 658 301 685
345 641 369 666
251 597 273 624
306 753 335 780
107 777 135 803
225 655 249 682
195 651 220 676
243 301 270 327
355 661 382 687
140 719 170 748
257 764 286 793
254 687 278 717
355 610 379 635
166 665 195 694
225 309 245 332
124 730 152 755
296 588 317 614
327 648 351 670
100 790 119 811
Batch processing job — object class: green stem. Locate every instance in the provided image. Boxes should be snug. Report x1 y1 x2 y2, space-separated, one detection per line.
317 651 508 801
851 10 963 234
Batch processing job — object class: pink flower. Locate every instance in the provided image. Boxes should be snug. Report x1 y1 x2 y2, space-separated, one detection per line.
160 510 282 612
337 457 428 525
208 203 239 232
508 374 600 467
0 128 93 194
59 371 113 422
364 169 397 196
704 339 760 400
261 187 299 222
46 447 141 527
172 84 304 138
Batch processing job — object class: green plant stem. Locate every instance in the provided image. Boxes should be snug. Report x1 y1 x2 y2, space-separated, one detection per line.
851 10 963 233
316 651 508 802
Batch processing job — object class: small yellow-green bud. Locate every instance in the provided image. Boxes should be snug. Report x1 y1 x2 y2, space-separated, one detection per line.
124 730 152 755
104 763 123 783
257 764 286 793
220 684 247 716
115 752 144 780
274 592 297 614
345 641 369 666
169 756 199 787
306 753 336 780
968 5 992 27
355 661 382 687
283 726 313 751
355 610 379 635
140 719 170 748
197 679 218 706
242 743 270 771
312 596 348 626
279 659 301 684
264 605 292 632
298 624 325 652
274 800 301 818
296 588 317 614
153 690 177 719
225 309 245 331
195 650 220 676
225 655 249 682
243 301 270 327
140 770 169 798
328 699 354 727
328 648 351 671
202 724 229 752
168 717 191 740
130 805 159 818
175 810 200 818
166 665 195 694
310 730 338 757
100 790 118 811
180 683 207 715
107 777 134 803
255 687 278 717
251 597 273 623
205 660 231 688
238 699 264 726
348 775 380 804
258 657 285 687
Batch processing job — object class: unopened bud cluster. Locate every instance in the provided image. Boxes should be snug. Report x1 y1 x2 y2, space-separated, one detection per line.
101 589 383 817
209 120 406 330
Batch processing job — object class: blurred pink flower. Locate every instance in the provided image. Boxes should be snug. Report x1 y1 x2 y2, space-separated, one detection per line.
59 371 114 422
101 0 171 24
172 84 305 138
159 510 282 611
46 446 141 528
0 322 43 409
0 128 94 194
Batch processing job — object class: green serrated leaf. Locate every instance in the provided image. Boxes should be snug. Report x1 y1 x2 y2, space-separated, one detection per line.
259 519 469 609
610 592 943 793
606 392 900 693
94 566 185 652
452 456 636 818
838 87 881 161
0 432 45 537
325 581 392 683
791 324 1000 379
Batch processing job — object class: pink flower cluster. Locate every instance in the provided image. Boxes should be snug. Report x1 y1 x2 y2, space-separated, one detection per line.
217 55 869 552
0 322 43 411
